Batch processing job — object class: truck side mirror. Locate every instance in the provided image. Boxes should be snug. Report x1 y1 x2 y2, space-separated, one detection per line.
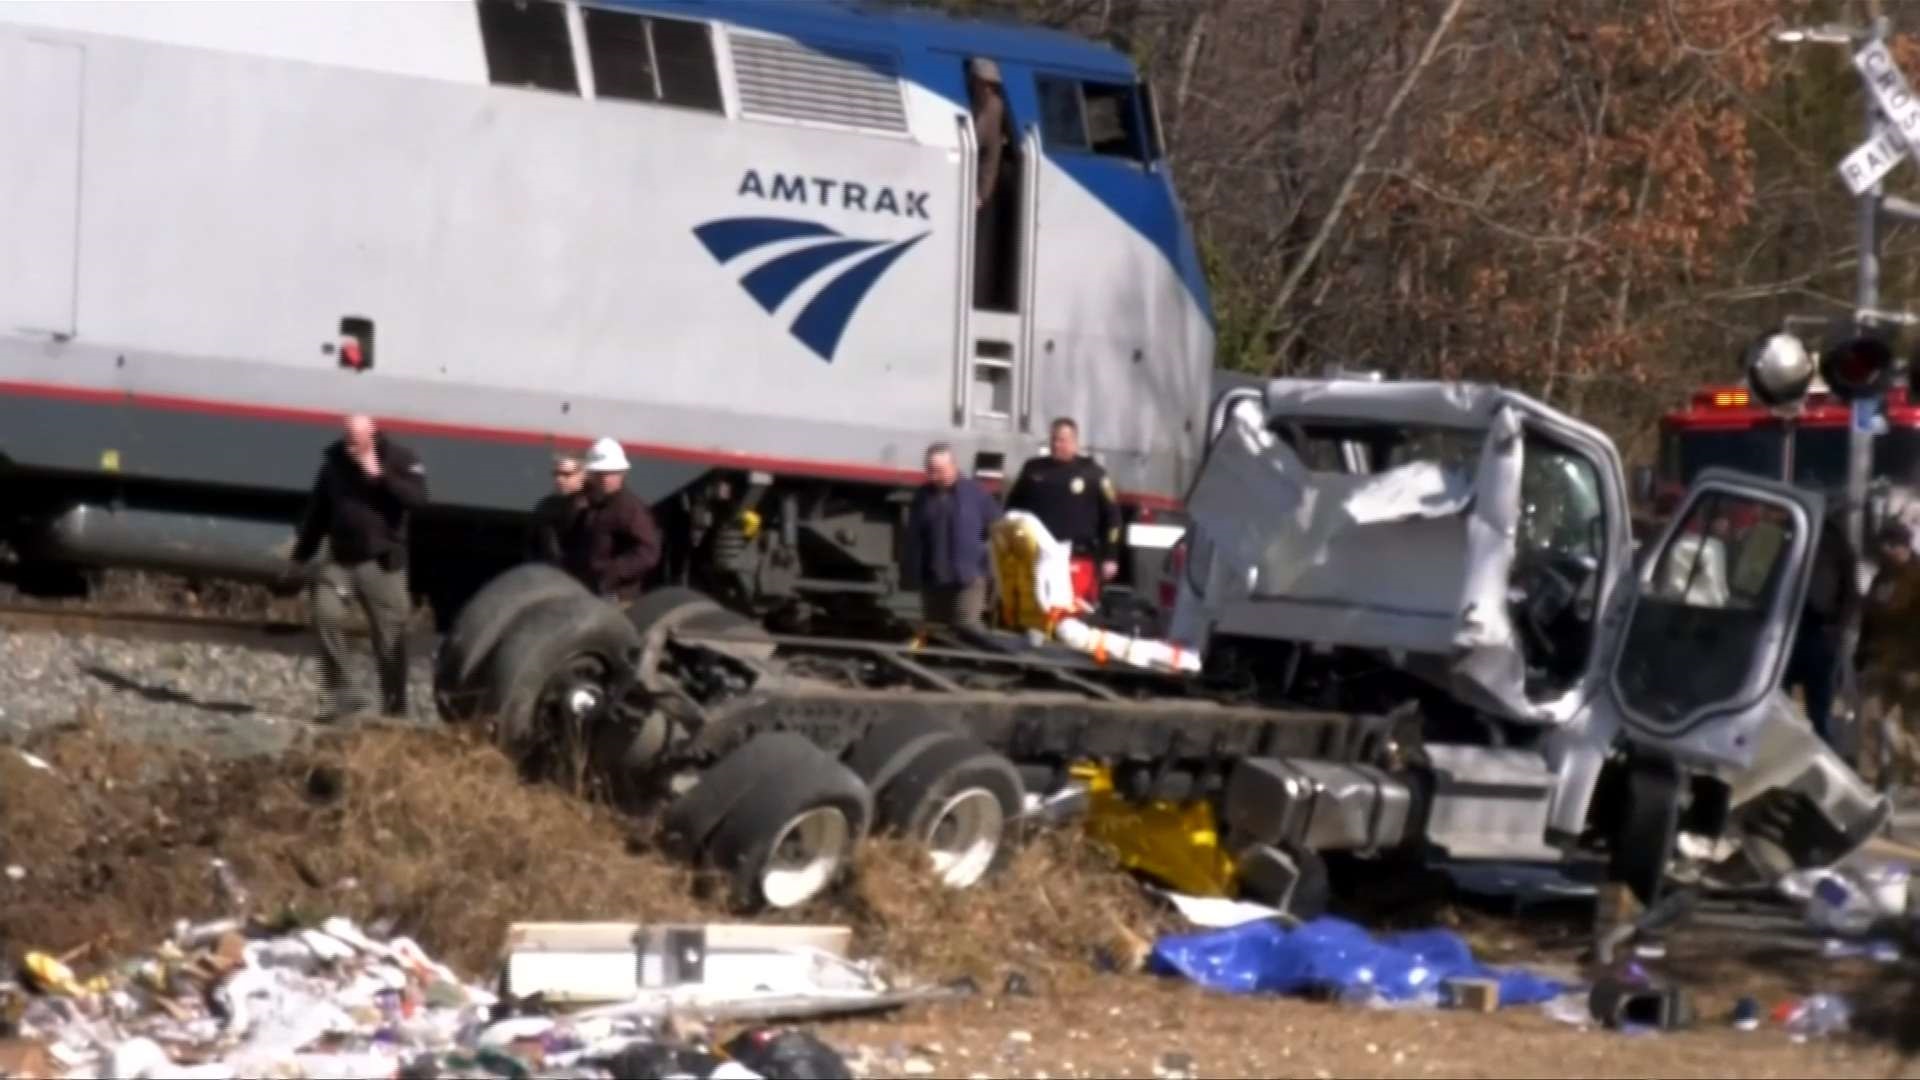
1630 465 1654 507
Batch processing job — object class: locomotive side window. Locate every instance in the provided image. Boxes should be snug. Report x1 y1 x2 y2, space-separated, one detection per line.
475 0 580 95
1036 77 1086 149
1035 75 1150 162
1082 81 1145 158
650 16 724 111
582 6 656 101
581 7 723 113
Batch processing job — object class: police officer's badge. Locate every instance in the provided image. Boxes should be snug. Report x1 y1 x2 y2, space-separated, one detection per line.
1070 477 1085 494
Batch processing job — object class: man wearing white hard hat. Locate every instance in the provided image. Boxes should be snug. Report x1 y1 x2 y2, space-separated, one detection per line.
562 437 662 602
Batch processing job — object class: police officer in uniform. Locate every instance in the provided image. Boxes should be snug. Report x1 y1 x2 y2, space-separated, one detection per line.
1006 417 1121 607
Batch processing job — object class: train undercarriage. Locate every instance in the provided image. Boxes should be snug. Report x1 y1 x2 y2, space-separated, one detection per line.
0 465 1169 638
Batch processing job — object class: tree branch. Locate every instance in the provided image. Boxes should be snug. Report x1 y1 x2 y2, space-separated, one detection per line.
1253 0 1474 371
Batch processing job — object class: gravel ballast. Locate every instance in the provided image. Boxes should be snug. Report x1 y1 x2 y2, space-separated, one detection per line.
0 626 436 758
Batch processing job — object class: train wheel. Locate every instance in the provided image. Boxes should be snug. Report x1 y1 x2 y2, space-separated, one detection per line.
697 734 872 911
435 563 588 724
477 592 640 759
872 733 1025 889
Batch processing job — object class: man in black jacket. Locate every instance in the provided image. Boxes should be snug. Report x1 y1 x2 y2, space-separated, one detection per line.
286 414 429 721
1006 417 1122 609
527 454 585 566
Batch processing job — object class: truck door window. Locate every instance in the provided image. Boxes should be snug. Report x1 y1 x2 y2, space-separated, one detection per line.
1513 434 1608 698
1617 491 1803 726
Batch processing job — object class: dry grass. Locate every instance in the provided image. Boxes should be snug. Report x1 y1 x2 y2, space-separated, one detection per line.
0 564 309 623
0 720 1167 988
0 721 705 974
844 833 1174 993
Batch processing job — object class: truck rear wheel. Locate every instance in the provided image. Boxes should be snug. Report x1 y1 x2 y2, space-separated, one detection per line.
844 716 966 797
872 733 1025 889
660 732 824 858
477 592 641 755
697 734 873 911
435 563 587 723
626 586 770 690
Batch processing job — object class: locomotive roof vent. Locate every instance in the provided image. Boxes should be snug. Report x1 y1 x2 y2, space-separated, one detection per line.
728 29 908 134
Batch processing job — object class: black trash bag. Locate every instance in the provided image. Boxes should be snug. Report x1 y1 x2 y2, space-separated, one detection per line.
601 1040 726 1079
722 1028 853 1080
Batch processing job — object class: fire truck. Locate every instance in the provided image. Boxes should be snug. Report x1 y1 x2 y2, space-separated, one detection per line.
1657 381 1918 496
1650 380 1920 530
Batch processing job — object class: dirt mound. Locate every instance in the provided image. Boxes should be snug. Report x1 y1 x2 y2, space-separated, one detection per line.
0 720 1164 986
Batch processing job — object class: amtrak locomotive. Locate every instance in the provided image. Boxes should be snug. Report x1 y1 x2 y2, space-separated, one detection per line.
0 0 1213 622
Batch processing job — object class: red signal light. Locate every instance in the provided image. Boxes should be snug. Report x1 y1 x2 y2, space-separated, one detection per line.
1819 333 1894 402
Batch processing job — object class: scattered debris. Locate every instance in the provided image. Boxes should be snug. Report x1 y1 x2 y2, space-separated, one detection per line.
1156 890 1289 929
1775 994 1853 1040
1441 977 1500 1013
1146 917 1567 1007
0 914 919 1079
1589 971 1693 1033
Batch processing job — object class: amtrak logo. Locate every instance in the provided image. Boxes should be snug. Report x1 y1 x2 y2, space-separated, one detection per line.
692 216 929 363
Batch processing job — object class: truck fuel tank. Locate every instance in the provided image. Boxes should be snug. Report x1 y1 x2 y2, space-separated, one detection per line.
1224 758 1416 855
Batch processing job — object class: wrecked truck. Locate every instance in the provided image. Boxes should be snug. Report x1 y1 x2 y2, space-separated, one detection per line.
433 376 1889 917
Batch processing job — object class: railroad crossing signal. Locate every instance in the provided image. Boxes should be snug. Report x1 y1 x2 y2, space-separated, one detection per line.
1819 329 1897 402
1742 331 1814 407
1840 124 1905 195
1841 40 1920 195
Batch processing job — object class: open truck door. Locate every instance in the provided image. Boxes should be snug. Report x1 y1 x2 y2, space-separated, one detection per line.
1604 467 1822 764
1597 466 1888 895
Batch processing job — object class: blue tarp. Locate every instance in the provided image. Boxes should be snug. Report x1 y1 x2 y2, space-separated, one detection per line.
1148 917 1568 1007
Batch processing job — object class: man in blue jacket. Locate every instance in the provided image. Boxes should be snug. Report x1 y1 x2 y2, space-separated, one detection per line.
905 442 1001 633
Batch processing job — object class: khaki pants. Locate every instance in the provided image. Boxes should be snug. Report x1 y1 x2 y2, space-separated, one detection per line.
923 578 988 634
1861 667 1920 786
311 559 412 718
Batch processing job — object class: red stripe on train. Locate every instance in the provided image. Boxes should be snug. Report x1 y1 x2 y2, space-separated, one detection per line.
0 378 1184 511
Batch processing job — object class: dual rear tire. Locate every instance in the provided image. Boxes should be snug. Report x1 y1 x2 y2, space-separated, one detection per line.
844 717 1026 889
660 719 1027 912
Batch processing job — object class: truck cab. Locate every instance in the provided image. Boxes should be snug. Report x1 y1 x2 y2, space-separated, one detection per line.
1169 377 1887 895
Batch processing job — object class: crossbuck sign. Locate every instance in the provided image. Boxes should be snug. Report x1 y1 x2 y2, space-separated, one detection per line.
1843 41 1920 196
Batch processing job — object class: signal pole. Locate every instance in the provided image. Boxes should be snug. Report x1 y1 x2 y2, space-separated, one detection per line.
1845 18 1883 773
1850 4 1888 566
1774 2 1920 773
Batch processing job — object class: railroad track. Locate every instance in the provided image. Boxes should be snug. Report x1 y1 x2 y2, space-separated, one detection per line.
0 601 440 655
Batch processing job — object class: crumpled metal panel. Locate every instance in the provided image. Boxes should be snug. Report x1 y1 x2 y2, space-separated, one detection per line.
1179 379 1546 723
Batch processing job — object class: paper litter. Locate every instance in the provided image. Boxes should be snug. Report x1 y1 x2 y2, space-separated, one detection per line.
0 914 872 1079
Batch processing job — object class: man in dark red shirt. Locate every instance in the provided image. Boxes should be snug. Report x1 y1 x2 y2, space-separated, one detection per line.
563 437 663 603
